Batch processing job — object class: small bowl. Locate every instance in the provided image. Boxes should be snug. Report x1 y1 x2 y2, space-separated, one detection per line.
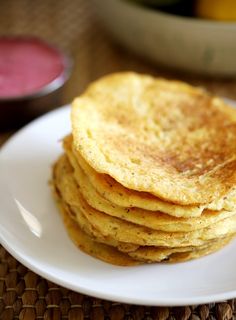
92 0 236 77
0 37 72 130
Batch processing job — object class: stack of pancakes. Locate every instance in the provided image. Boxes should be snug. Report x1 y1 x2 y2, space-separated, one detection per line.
52 72 236 266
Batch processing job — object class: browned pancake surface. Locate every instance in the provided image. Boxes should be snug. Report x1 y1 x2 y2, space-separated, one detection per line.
72 72 236 205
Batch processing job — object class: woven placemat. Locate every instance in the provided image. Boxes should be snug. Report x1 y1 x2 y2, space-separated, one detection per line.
1 245 236 320
1 246 236 320
1 1 236 319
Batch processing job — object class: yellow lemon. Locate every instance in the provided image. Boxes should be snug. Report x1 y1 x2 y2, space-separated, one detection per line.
196 0 236 21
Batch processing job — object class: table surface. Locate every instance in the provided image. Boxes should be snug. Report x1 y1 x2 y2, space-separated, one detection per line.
1 1 236 319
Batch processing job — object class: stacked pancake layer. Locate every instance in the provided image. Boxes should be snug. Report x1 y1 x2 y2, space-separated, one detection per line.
52 72 236 266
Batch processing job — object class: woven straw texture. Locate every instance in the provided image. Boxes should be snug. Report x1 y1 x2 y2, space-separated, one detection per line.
1 0 236 319
1 246 236 320
0 246 236 320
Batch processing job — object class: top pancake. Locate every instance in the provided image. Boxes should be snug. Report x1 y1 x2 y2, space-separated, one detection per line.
72 72 236 205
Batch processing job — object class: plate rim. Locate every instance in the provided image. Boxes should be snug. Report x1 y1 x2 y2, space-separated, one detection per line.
2 224 236 307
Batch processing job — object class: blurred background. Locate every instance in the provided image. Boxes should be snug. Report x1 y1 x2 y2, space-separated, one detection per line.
1 0 236 130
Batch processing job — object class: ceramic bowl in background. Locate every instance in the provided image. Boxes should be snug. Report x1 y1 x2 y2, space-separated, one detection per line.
92 0 236 77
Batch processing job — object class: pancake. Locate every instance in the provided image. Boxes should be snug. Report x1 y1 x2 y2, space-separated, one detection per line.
71 72 236 206
63 142 236 232
55 182 231 265
128 235 233 263
56 200 140 266
52 160 139 266
53 154 140 252
55 154 236 248
52 155 234 264
76 191 236 247
66 202 233 263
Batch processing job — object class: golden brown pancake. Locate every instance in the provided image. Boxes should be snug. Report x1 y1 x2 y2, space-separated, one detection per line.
52 155 234 264
51 72 236 265
71 72 236 205
63 137 236 232
128 236 233 263
52 162 140 266
54 154 236 248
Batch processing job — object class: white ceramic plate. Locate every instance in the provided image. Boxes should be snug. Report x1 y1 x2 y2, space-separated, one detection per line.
1 104 236 306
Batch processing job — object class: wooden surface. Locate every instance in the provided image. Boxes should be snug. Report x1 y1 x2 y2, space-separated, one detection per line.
1 0 236 319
